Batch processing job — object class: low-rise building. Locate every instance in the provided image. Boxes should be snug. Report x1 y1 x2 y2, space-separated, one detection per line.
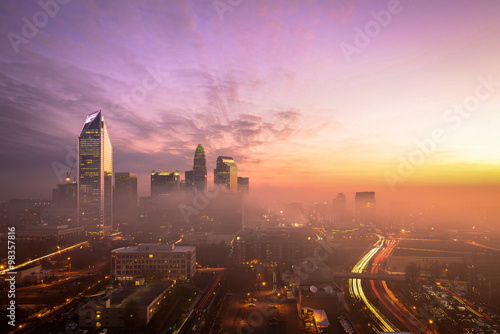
111 243 196 281
12 264 51 284
17 224 84 242
79 281 173 327
231 227 316 267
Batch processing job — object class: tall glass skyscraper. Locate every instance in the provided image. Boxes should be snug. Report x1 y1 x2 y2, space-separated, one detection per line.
193 144 207 192
214 156 238 191
78 110 113 234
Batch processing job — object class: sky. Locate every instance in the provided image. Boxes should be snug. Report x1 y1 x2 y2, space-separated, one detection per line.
1 0 499 212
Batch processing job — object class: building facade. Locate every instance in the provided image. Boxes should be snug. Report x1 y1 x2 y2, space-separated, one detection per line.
237 177 249 193
354 192 376 223
52 182 77 209
151 171 180 195
184 170 194 193
214 156 238 191
79 281 173 328
111 243 196 281
78 110 113 233
332 193 347 222
114 172 137 228
193 144 207 192
232 228 316 267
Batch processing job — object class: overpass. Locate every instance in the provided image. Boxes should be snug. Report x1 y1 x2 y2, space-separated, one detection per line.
333 272 407 281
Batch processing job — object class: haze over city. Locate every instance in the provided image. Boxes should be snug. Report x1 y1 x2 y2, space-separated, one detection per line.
1 1 500 333
1 0 499 224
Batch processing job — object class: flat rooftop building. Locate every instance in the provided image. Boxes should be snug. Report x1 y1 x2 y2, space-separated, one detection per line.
79 281 173 328
17 224 84 241
111 243 196 281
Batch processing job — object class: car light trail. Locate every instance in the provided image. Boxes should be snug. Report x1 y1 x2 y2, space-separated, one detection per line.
349 235 398 332
1 241 89 275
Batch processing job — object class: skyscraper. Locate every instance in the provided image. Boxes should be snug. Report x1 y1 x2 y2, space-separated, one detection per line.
354 192 376 223
214 156 238 191
237 177 249 193
192 144 207 192
114 172 137 228
184 170 194 193
52 181 77 209
78 110 113 234
332 193 347 222
151 170 180 195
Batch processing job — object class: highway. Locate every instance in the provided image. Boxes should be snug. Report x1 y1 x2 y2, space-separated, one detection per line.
349 235 399 332
369 237 430 334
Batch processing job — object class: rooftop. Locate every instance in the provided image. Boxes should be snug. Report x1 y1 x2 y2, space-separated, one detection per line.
112 243 195 254
110 281 173 308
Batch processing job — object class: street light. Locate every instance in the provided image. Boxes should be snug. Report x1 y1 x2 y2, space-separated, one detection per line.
67 257 71 272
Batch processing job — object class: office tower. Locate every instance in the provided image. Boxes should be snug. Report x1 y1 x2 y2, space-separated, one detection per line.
114 172 138 228
237 177 249 193
184 170 194 193
44 180 78 226
354 191 376 223
78 110 113 234
193 144 207 192
332 193 347 222
214 156 237 191
151 170 180 195
52 181 77 209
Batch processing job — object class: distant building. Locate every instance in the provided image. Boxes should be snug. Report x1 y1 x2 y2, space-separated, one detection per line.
184 170 194 193
468 264 500 306
41 208 77 226
214 156 237 191
17 224 84 242
78 110 113 234
237 177 249 193
206 192 244 234
0 199 53 228
332 193 347 222
52 182 77 209
193 144 207 192
151 171 180 196
78 281 173 328
315 202 332 222
354 192 376 223
114 172 137 228
232 228 315 267
46 181 78 226
9 264 51 284
111 243 196 281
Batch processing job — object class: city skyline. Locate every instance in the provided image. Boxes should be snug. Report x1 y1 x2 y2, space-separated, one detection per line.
0 1 499 213
2 2 500 332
